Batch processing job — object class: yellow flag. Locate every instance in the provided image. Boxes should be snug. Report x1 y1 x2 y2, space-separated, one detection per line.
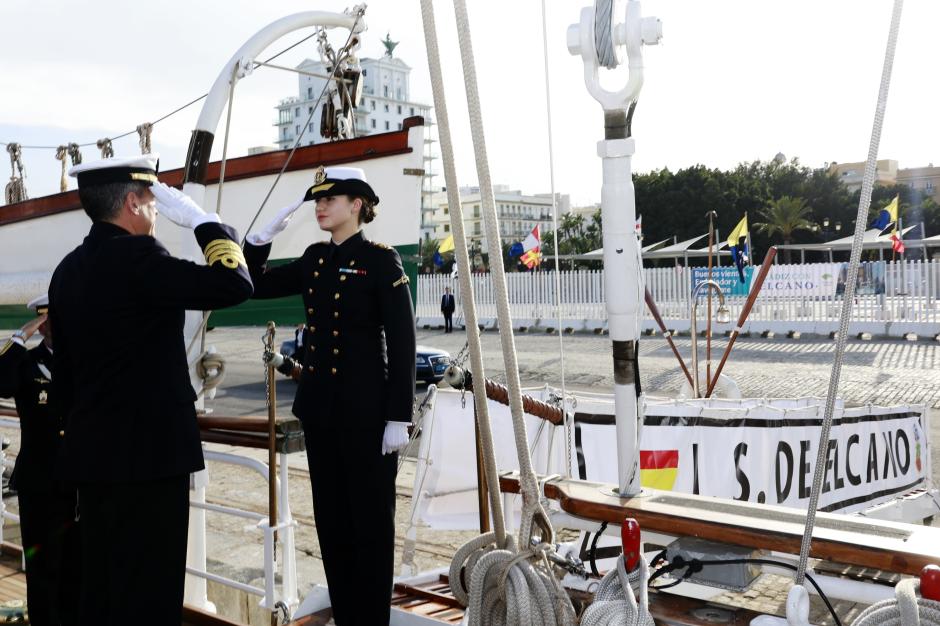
438 234 454 254
885 196 899 233
727 215 748 248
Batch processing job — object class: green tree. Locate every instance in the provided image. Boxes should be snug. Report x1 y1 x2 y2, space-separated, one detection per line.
755 196 815 263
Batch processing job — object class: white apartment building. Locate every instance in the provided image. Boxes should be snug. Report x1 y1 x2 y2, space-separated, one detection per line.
431 185 571 252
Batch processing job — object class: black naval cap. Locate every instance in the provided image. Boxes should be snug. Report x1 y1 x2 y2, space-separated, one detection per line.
303 166 380 205
68 154 160 189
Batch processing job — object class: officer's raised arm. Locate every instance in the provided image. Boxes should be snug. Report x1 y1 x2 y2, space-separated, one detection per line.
242 192 312 298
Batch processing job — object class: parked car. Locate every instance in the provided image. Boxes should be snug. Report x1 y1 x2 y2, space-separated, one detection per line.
279 338 450 385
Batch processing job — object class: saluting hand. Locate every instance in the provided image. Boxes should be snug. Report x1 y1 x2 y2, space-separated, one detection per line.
246 196 307 246
19 314 47 340
151 182 220 229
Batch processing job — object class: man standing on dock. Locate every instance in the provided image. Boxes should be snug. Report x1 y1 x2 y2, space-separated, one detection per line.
441 286 456 333
49 155 252 625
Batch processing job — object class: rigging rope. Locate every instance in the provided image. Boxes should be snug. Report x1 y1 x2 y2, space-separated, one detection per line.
438 0 575 622
539 0 572 478
5 143 28 204
54 146 68 193
852 579 940 626
795 0 904 588
418 0 507 555
580 557 654 626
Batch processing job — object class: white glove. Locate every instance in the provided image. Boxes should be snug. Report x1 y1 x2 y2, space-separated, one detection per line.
246 197 306 246
382 421 410 455
151 182 220 229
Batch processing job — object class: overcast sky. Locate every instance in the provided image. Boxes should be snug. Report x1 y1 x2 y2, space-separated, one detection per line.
1 0 937 207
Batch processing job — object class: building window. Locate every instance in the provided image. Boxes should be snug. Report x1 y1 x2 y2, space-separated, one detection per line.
295 125 300 135
307 87 313 98
397 105 402 114
410 107 415 116
444 207 449 214
371 119 376 129
282 127 288 138
475 222 481 235
397 88 402 99
371 100 376 110
308 106 313 114
309 123 315 132
398 123 402 130
385 121 390 130
279 110 291 124
384 104 389 112
294 109 299 119
444 224 450 232
384 85 389 97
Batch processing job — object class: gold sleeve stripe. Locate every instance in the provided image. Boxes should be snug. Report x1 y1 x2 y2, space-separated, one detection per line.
130 173 158 183
392 274 410 288
0 340 12 357
203 239 246 269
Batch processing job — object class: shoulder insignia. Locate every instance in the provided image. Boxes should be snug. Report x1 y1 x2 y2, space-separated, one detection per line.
392 274 410 288
203 239 246 269
368 241 392 250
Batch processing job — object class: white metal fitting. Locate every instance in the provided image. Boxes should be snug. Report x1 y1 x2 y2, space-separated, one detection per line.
568 0 662 111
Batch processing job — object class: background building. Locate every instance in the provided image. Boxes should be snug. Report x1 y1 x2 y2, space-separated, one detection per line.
829 159 939 201
431 185 570 252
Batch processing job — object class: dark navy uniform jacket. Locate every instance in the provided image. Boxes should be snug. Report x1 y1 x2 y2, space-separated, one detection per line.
245 231 416 429
49 221 253 483
0 341 62 492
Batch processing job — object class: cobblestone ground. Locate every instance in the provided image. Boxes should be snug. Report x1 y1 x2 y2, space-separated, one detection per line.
3 327 938 624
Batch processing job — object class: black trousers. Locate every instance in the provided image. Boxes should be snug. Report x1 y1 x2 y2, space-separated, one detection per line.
77 475 190 626
18 486 81 626
305 424 398 626
443 313 453 333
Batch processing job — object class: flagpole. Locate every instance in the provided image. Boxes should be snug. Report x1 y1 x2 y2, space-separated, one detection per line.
705 211 716 395
745 211 754 267
898 214 907 295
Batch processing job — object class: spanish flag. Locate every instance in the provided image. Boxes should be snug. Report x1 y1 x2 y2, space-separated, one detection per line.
639 450 679 490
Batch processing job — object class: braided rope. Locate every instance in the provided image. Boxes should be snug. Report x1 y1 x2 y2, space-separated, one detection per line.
851 579 940 626
795 0 904 586
5 143 28 204
96 138 114 159
137 123 153 155
581 557 655 626
594 0 617 69
66 142 82 166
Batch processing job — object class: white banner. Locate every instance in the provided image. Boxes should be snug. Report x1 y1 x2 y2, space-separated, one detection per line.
758 263 840 298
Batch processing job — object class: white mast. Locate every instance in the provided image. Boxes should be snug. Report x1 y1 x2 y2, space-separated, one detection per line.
567 0 661 496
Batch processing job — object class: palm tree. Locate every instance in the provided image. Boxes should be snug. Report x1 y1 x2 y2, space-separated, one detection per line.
755 196 814 263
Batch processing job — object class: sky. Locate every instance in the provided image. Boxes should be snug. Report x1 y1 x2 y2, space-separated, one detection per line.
0 0 937 208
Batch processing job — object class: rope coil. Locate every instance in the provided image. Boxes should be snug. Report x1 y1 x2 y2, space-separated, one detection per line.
581 557 655 626
5 143 28 204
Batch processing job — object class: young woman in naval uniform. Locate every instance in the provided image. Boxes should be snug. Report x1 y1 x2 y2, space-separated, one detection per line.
244 166 416 625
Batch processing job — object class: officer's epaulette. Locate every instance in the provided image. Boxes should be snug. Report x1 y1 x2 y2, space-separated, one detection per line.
367 240 392 250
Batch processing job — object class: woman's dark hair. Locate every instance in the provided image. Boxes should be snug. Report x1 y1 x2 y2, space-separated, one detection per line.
352 196 377 224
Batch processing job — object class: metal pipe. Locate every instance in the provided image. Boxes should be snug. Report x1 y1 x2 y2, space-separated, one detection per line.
690 280 729 397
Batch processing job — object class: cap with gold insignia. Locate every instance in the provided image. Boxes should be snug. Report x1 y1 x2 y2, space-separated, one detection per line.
68 154 160 189
303 166 379 204
27 294 49 316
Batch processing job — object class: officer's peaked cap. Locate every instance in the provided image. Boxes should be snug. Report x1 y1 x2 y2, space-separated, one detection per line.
69 154 160 189
304 166 379 205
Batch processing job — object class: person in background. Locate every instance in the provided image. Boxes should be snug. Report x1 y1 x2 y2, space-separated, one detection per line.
0 294 80 625
244 165 416 625
440 286 456 333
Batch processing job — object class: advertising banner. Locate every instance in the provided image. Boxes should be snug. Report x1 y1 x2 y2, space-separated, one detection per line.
691 266 753 297
757 263 840 298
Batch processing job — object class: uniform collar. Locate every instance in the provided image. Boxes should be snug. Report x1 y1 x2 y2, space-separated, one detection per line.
329 230 365 262
88 221 132 240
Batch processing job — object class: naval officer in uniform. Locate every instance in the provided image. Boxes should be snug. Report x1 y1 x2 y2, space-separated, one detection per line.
48 155 252 625
0 295 80 625
245 166 416 625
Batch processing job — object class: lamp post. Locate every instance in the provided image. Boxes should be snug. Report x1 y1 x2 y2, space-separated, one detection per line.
815 217 842 262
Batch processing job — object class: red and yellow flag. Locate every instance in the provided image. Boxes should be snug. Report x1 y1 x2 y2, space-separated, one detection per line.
639 449 678 490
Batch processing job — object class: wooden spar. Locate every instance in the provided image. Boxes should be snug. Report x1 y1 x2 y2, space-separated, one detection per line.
459 372 564 425
499 472 940 577
705 246 778 397
644 288 693 387
473 403 491 534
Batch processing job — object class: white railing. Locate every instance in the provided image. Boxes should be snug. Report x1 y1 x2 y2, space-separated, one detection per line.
416 260 940 337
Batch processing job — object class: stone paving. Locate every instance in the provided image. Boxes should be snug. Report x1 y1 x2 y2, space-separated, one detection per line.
3 326 939 624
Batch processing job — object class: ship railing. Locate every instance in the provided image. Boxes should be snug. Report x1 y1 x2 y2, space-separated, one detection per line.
0 407 305 621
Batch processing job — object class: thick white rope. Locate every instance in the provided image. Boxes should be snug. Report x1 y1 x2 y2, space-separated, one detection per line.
418 0 507 558
451 0 551 549
795 0 904 586
447 1 575 622
851 579 940 626
539 0 572 478
581 558 655 626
